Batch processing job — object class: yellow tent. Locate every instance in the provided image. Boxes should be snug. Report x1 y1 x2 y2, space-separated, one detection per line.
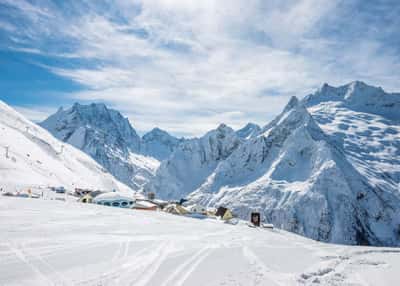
176 204 189 215
164 204 189 215
79 194 93 203
222 209 233 221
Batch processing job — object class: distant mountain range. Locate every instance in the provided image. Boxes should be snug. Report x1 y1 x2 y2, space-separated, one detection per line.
36 81 400 246
40 103 176 190
39 102 257 190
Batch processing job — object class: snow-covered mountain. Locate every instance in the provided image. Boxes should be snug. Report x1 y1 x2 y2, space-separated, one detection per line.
235 123 261 139
34 81 400 246
188 95 400 246
304 81 400 194
40 103 159 190
305 81 400 121
145 124 241 200
141 128 182 160
0 100 132 192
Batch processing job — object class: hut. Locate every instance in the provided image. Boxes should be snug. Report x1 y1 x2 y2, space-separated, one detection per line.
163 203 189 215
147 192 156 200
93 192 134 208
74 188 92 197
133 200 158 211
215 206 233 221
151 199 169 209
79 193 93 203
250 212 261 227
188 204 207 215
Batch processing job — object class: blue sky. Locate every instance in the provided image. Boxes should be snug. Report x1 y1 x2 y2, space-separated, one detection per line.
0 0 399 136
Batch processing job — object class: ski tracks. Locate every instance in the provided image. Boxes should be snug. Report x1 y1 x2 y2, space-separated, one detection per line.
6 242 71 286
161 245 213 286
128 240 174 286
111 239 131 263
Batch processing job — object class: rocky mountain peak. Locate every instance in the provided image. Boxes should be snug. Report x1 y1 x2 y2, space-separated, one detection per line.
236 123 261 139
304 81 400 120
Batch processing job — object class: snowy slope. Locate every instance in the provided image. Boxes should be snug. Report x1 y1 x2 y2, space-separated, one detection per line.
40 103 159 190
304 81 400 121
304 81 400 198
188 96 400 246
0 100 131 193
1 197 400 286
141 127 182 160
146 124 241 200
236 123 261 139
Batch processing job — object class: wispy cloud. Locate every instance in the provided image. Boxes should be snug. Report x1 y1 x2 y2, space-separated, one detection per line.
1 0 399 136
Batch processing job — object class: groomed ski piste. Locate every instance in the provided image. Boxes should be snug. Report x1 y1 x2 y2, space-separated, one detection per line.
1 196 400 286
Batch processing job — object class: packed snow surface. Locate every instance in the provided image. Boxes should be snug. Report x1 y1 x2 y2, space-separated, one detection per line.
0 100 131 193
1 197 400 286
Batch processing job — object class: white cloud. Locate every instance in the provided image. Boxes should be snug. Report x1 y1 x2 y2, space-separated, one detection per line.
2 0 400 136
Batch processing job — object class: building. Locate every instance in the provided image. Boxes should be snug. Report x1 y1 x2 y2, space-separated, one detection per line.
188 204 207 215
163 203 189 215
215 206 233 221
93 192 135 208
133 200 158 211
79 194 93 203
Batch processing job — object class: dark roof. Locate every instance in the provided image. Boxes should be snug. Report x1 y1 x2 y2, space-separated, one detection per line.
215 206 228 217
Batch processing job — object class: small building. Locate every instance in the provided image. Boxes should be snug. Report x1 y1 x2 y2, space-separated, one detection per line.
250 212 261 227
133 200 158 211
90 190 104 198
74 188 92 197
93 192 135 208
163 203 189 215
79 194 93 203
188 204 207 215
215 206 233 221
147 192 156 200
55 186 66 194
151 199 169 209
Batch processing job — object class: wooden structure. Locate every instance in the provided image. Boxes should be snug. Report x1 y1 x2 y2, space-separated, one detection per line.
215 206 234 221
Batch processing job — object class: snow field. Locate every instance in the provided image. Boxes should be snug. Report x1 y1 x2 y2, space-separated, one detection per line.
1 197 399 286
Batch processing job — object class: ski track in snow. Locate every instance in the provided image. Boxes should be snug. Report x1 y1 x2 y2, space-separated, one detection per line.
1 198 400 286
160 246 212 286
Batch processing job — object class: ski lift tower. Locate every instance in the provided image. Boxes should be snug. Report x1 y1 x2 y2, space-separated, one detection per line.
5 146 9 158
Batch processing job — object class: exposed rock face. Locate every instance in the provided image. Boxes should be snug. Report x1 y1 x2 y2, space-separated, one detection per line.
141 128 182 161
40 103 158 190
235 123 261 139
146 124 241 200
